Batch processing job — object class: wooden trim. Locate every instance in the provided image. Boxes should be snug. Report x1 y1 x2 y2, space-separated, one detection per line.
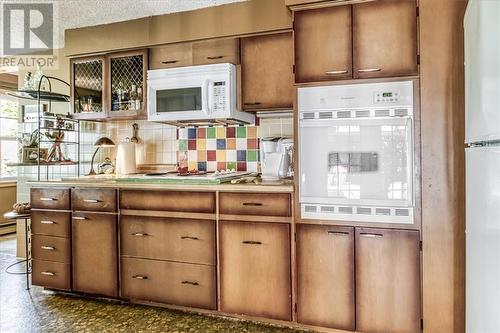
287 0 377 12
219 214 293 224
0 181 16 188
120 209 216 221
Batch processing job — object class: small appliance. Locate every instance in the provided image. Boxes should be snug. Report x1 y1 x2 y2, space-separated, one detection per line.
147 63 254 126
298 80 415 224
260 137 294 181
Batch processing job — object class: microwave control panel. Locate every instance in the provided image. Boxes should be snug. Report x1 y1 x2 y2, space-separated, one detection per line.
374 91 400 104
212 81 227 113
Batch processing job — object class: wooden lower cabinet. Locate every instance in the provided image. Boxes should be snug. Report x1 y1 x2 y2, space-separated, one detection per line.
355 228 421 333
296 224 355 331
219 221 291 321
72 212 118 297
121 257 216 310
32 259 71 291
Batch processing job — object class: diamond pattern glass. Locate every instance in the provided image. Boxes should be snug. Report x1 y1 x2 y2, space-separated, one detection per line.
110 55 144 112
73 60 103 114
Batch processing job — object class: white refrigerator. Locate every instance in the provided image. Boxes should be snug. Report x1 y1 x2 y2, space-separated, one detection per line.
465 0 500 332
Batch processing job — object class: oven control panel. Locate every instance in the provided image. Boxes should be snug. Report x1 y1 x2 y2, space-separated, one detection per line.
212 81 227 113
374 91 400 104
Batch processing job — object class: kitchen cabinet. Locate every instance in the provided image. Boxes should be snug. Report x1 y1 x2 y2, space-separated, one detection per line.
241 32 294 111
355 227 421 333
353 0 418 79
296 225 355 331
219 192 291 217
294 5 353 82
219 221 291 321
71 50 148 120
192 38 240 65
72 212 118 297
149 42 193 70
293 0 418 83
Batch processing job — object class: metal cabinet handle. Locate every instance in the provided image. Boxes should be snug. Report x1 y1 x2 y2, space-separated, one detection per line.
83 199 100 203
181 280 199 286
327 231 350 236
359 233 383 238
72 216 87 220
40 197 56 201
162 60 179 64
207 55 224 60
41 246 55 250
242 240 262 245
244 102 261 106
132 232 148 237
41 271 55 276
242 202 263 206
132 275 148 280
181 236 199 240
357 68 382 73
41 220 56 224
325 70 348 75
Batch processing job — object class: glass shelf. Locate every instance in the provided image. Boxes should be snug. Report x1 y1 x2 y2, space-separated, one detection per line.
7 161 78 167
7 90 70 102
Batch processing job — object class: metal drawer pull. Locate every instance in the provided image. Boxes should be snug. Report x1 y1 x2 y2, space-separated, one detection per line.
244 102 261 106
181 236 199 240
207 55 224 60
242 202 263 206
41 220 55 224
41 271 55 276
72 216 87 220
162 60 179 64
132 275 148 280
359 233 383 238
357 68 382 73
132 232 148 237
83 199 100 203
242 241 262 245
41 246 55 250
181 280 199 286
325 70 348 75
40 197 56 201
327 231 350 236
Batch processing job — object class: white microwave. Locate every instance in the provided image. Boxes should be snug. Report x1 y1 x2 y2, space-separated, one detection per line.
147 63 254 125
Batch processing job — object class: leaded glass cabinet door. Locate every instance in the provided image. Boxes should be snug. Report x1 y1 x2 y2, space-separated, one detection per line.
108 49 148 119
71 56 107 120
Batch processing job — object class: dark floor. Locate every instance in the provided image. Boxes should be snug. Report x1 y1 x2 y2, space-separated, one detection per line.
0 235 310 333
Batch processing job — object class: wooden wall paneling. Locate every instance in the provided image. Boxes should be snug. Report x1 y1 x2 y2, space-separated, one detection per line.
419 0 467 332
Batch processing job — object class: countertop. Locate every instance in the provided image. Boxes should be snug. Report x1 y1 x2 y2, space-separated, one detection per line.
28 176 294 193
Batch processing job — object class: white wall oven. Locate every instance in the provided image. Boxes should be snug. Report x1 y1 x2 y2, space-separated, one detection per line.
299 81 415 224
147 63 254 126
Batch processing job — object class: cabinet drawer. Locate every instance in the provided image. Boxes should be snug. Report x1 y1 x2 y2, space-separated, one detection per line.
32 235 71 263
120 190 215 213
149 43 192 69
121 216 215 265
121 257 216 310
219 192 291 217
192 38 239 65
31 188 70 210
32 259 71 291
31 211 70 237
72 188 117 212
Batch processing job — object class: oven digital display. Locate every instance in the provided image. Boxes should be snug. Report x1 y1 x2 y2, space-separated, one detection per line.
382 92 393 98
328 152 379 173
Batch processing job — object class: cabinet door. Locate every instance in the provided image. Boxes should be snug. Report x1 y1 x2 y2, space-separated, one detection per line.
356 228 420 333
294 6 353 83
192 38 239 65
353 0 418 79
149 42 192 70
72 212 118 297
296 225 354 330
71 56 107 120
108 49 148 119
241 32 294 111
220 221 291 320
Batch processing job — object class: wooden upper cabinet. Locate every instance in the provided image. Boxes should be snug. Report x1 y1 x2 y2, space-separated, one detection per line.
149 42 193 70
192 38 239 65
296 225 355 331
355 228 421 333
294 5 353 83
353 0 418 79
241 32 294 111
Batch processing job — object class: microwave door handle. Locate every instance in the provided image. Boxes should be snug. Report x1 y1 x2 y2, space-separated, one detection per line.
204 80 212 115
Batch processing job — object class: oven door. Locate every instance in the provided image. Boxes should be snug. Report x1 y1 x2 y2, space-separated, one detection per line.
299 117 413 208
148 78 209 121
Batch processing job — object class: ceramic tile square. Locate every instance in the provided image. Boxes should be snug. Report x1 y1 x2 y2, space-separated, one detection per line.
236 126 246 138
207 161 217 171
226 138 236 150
178 128 188 140
237 162 247 171
237 150 246 161
188 161 197 170
247 161 258 172
178 139 187 151
227 161 236 170
206 139 217 150
188 128 197 139
247 127 257 138
216 139 226 150
197 161 207 172
197 128 206 139
207 150 216 161
226 150 236 162
206 127 216 139
197 150 206 161
236 138 247 150
217 162 227 171
188 139 197 150
226 127 235 138
247 150 258 162
216 150 226 162
188 150 198 162
216 127 226 139
247 138 258 149
197 139 206 150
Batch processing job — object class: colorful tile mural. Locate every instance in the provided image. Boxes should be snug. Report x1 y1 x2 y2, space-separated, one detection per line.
177 126 259 172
